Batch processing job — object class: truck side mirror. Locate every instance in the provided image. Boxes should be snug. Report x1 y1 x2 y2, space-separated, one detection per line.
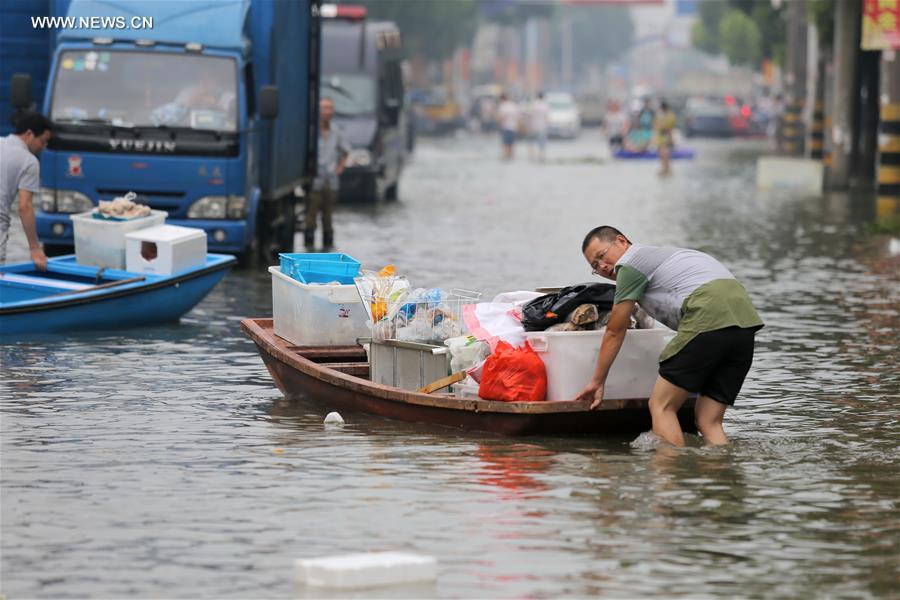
10 74 33 110
259 85 279 119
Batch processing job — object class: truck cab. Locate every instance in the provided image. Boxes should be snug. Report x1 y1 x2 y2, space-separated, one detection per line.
25 0 318 262
320 5 405 203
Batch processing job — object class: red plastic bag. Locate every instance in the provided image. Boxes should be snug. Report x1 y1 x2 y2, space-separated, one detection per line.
478 341 547 402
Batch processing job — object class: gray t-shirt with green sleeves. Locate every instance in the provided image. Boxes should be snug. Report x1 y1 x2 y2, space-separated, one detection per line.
613 243 764 361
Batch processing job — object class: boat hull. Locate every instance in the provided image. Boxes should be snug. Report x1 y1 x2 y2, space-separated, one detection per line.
243 318 697 437
1 255 234 334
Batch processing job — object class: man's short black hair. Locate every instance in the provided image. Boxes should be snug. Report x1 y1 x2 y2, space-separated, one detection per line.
12 111 52 136
582 225 628 252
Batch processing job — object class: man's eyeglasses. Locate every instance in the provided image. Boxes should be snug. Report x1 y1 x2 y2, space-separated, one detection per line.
591 242 615 275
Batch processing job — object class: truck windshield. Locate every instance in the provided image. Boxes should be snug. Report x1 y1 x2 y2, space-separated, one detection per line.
50 50 238 132
321 73 375 116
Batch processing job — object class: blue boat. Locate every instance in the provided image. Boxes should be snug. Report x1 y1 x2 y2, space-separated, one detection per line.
0 254 235 335
614 148 696 160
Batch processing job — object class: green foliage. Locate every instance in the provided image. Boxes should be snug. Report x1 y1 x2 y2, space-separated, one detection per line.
692 0 785 65
691 19 712 54
808 0 835 50
566 4 634 70
693 0 729 53
749 1 785 65
481 0 555 25
346 0 479 62
719 9 761 66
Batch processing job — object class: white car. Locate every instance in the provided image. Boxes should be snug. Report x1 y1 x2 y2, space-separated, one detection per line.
546 92 581 139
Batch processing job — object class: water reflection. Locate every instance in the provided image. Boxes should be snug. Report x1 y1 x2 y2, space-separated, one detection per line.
476 443 553 500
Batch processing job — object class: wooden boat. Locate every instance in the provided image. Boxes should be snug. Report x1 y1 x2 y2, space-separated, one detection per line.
1 254 235 335
241 318 696 437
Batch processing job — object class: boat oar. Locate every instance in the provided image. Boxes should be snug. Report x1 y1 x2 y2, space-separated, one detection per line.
44 276 146 298
417 371 467 394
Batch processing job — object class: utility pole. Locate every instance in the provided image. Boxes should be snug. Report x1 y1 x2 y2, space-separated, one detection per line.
782 0 808 155
878 50 900 217
561 11 573 91
810 55 826 161
831 0 862 188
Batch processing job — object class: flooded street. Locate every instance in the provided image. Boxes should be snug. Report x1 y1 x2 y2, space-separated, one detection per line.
3 131 899 598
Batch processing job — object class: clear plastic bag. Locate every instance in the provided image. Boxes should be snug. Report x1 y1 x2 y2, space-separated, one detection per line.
353 265 411 341
354 269 481 343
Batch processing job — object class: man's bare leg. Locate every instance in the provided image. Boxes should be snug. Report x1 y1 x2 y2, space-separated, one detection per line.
694 396 729 445
648 376 691 447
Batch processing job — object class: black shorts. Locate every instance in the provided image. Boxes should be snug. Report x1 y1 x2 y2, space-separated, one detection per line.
658 326 757 406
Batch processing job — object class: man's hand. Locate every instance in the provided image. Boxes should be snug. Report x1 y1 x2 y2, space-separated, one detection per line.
31 246 48 271
574 380 605 410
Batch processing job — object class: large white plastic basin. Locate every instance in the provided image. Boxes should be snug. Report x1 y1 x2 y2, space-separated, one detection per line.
525 325 675 401
270 266 369 346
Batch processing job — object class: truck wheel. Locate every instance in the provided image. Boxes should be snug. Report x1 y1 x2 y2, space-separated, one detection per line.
236 235 259 269
255 197 295 264
277 197 296 253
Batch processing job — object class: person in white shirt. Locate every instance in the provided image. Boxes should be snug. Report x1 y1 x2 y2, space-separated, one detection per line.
496 93 520 160
528 92 550 162
604 99 629 150
1 112 52 269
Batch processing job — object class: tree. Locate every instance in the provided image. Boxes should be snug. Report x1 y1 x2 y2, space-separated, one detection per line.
719 10 761 66
692 0 784 66
807 0 835 51
549 4 634 76
691 0 729 55
570 5 633 70
479 0 555 26
345 0 479 63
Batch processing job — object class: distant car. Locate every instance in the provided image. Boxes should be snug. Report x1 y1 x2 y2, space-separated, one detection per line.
575 90 605 126
684 97 732 138
546 92 581 139
416 86 465 136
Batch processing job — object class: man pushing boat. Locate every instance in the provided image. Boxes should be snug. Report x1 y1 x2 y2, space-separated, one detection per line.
575 226 764 447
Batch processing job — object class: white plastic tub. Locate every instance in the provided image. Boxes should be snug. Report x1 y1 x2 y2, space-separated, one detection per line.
525 325 675 401
270 266 370 346
71 210 167 269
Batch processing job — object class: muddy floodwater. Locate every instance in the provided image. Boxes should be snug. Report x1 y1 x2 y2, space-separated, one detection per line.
2 132 898 598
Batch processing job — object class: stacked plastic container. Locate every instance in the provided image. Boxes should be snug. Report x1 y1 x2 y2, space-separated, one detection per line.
271 253 369 346
279 252 361 285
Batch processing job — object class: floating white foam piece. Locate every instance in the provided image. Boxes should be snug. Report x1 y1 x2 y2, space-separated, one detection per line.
323 412 344 425
295 552 437 589
756 157 823 195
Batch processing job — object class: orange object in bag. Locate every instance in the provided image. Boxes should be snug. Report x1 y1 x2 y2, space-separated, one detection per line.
478 341 547 402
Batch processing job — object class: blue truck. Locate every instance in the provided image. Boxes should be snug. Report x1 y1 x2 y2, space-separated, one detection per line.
0 0 70 136
9 0 320 262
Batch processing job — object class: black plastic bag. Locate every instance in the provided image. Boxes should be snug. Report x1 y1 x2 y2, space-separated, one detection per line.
521 283 616 331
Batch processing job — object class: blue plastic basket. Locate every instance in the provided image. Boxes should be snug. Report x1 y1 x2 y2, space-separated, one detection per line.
278 252 361 285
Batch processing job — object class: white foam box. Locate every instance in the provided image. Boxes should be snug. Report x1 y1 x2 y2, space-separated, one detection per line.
756 156 824 194
71 209 167 269
125 224 207 276
525 325 675 401
295 552 437 589
269 266 370 346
